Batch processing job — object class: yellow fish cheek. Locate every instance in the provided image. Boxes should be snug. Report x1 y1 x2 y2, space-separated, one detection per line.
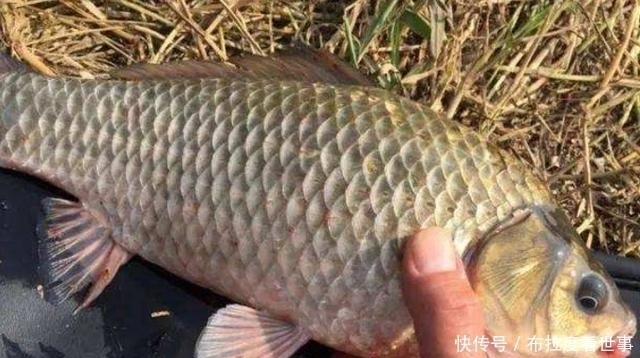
547 277 590 348
548 263 634 356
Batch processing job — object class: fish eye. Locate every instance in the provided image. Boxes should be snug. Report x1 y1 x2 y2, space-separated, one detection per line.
576 274 608 314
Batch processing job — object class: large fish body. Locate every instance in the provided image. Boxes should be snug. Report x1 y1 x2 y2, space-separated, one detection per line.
0 57 634 358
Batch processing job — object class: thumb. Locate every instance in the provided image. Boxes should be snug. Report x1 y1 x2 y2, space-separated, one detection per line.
402 227 486 358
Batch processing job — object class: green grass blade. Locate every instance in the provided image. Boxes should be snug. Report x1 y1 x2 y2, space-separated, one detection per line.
390 18 402 67
343 18 360 66
357 0 400 63
399 8 430 39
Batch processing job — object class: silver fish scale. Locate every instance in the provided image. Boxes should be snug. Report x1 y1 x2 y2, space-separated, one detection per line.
0 71 551 357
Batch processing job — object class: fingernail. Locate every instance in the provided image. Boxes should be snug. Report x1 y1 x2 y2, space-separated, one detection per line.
410 228 457 275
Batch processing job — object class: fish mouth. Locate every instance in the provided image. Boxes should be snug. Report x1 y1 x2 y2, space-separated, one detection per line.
596 342 631 358
596 317 637 358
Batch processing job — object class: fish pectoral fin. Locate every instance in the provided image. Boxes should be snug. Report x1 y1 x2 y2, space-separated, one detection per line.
38 198 132 311
196 304 311 358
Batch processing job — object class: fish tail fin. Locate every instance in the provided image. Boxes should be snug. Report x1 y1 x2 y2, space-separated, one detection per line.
38 198 131 311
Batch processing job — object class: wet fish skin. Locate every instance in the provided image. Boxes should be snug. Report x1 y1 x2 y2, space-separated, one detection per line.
0 68 618 357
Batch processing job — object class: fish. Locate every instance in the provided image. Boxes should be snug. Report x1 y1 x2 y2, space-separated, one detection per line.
0 48 635 358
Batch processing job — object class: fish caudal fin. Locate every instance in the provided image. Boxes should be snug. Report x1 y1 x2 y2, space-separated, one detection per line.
38 198 131 311
196 304 311 358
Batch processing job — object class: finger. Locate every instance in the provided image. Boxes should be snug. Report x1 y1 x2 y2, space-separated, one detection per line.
402 227 486 358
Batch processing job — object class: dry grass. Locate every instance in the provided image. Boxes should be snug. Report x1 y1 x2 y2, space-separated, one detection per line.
0 0 638 257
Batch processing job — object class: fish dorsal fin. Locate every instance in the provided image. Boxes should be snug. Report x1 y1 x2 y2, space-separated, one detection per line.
231 47 374 86
195 304 311 358
38 198 132 311
111 47 373 86
0 52 25 73
109 60 253 81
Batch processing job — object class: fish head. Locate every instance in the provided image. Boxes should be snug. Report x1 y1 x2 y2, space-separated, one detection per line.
466 205 636 357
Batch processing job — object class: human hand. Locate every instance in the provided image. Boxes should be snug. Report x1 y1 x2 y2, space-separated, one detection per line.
332 227 486 358
401 227 485 358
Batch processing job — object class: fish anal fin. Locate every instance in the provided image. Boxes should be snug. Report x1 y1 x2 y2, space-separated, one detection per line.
38 198 131 310
111 46 373 87
74 243 131 312
196 304 311 358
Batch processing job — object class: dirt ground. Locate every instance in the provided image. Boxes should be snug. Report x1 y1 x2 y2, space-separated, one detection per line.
0 0 638 257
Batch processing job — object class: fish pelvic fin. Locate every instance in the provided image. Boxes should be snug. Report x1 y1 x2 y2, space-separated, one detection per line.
38 198 131 311
196 304 311 358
